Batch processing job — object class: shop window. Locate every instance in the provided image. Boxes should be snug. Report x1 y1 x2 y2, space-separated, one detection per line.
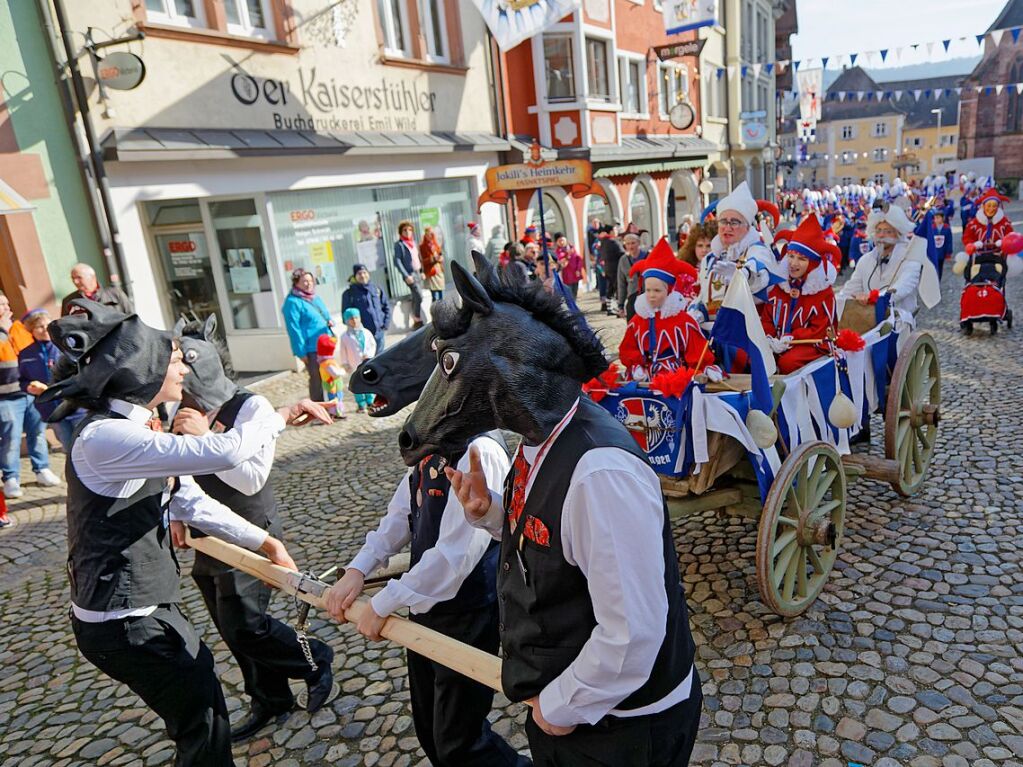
269 178 476 314
586 37 612 102
619 56 646 115
420 0 449 63
378 0 412 57
210 199 278 331
146 199 202 226
224 0 275 40
544 36 577 101
144 0 206 28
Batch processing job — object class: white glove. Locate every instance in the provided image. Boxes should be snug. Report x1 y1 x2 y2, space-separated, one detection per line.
712 260 737 281
768 336 792 354
704 365 724 383
631 365 649 382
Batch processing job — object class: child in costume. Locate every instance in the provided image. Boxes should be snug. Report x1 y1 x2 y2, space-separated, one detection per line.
316 333 346 418
914 208 954 280
337 308 377 413
761 216 840 374
619 238 720 381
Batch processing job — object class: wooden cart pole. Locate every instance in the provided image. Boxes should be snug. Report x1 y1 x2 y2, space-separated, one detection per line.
184 532 504 694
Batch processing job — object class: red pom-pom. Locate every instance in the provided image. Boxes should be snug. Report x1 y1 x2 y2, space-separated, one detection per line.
649 367 695 398
965 242 976 255
583 362 621 402
868 289 880 305
835 329 866 352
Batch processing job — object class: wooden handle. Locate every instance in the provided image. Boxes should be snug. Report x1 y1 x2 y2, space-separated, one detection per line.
786 338 826 345
184 532 504 693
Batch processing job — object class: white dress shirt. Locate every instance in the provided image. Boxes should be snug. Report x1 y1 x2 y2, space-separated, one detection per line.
349 435 510 618
70 398 286 622
206 393 278 496
472 401 693 728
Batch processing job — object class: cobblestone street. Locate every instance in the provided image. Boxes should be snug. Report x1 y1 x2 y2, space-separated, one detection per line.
2 263 1023 767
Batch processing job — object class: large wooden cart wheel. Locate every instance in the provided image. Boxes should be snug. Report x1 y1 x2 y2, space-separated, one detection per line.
884 332 941 497
756 441 846 617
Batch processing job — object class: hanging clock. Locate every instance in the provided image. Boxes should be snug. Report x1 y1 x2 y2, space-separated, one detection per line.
669 101 696 130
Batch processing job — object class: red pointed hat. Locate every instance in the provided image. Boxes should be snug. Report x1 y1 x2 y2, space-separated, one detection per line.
630 237 698 285
773 215 841 274
977 188 1010 205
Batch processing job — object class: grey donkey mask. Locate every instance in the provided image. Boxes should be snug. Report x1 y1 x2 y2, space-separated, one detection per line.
38 298 174 408
174 315 239 413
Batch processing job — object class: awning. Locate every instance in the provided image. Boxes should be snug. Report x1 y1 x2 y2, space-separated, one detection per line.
590 135 717 160
0 178 34 215
595 158 706 178
102 127 511 162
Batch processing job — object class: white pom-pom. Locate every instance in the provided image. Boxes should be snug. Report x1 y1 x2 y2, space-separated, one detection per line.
828 393 859 429
1008 255 1023 278
952 253 968 276
745 410 778 449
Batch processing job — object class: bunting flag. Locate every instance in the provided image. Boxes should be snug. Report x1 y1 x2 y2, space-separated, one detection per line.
1017 83 1023 94
743 25 1023 76
752 62 762 78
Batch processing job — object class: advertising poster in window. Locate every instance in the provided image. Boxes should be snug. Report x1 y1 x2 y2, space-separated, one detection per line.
165 237 206 280
353 215 385 272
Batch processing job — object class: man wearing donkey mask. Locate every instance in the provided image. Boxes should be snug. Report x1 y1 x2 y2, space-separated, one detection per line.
41 300 329 766
172 316 336 743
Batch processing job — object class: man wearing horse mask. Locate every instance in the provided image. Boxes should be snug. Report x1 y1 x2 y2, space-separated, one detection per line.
400 265 703 766
172 316 336 743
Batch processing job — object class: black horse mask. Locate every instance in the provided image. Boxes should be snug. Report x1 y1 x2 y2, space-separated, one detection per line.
352 253 511 418
174 315 238 413
397 261 608 465
38 299 174 409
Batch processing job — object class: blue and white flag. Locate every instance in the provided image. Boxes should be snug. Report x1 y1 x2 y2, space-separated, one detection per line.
662 0 718 36
711 270 776 414
473 0 582 51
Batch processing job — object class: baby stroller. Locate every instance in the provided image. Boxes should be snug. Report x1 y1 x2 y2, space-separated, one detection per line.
960 244 1012 335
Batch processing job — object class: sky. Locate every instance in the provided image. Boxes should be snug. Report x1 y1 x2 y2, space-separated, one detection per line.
790 0 1009 71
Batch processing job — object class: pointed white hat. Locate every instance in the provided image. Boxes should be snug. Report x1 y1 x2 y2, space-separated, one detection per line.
717 181 758 224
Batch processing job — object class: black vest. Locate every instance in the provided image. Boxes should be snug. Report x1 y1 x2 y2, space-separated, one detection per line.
409 449 498 615
65 411 181 612
192 391 280 577
498 397 696 709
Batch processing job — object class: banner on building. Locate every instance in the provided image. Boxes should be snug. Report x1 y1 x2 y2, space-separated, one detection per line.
797 68 824 123
662 0 718 36
472 0 582 51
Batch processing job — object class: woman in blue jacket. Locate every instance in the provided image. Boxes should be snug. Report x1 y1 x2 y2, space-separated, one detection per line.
282 269 333 400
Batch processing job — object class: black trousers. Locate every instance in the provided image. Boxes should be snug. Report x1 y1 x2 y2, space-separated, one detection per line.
72 604 233 767
525 673 703 767
408 603 527 767
193 568 325 713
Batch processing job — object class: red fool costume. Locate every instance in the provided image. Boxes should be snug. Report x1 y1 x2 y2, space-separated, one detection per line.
619 239 714 379
963 189 1014 252
761 216 840 375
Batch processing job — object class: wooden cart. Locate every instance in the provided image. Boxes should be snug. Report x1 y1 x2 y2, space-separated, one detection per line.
606 329 941 617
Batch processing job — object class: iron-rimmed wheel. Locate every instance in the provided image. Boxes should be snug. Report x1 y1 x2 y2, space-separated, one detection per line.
884 332 940 497
756 441 846 617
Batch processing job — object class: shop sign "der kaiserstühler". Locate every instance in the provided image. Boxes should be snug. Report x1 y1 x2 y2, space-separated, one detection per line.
229 67 440 132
